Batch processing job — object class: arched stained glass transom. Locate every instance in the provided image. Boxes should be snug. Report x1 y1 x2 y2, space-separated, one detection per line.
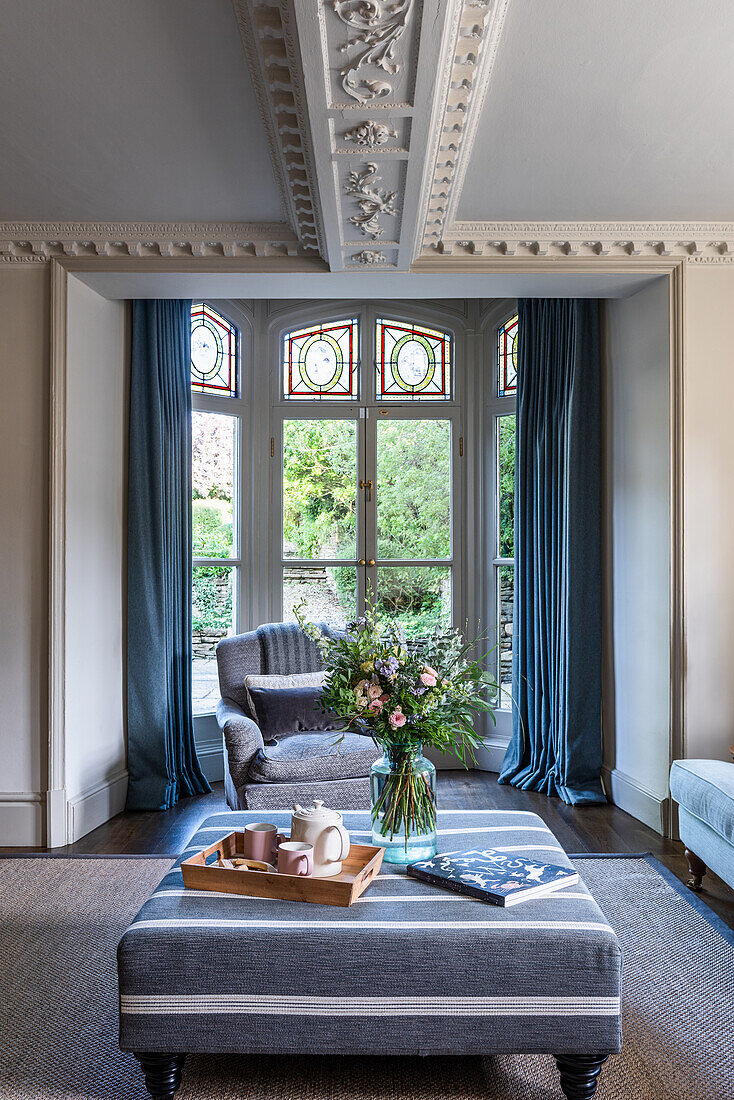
497 314 518 398
375 318 452 399
283 318 359 399
190 303 238 397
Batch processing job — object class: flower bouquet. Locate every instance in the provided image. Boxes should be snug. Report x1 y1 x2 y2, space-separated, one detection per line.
296 597 497 864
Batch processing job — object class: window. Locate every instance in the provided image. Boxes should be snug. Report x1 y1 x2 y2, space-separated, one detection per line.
190 302 238 397
375 318 452 399
283 318 359 399
493 314 518 706
190 304 242 715
497 312 518 398
276 314 459 636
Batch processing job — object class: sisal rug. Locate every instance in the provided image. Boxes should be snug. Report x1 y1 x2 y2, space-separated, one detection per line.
0 855 731 1100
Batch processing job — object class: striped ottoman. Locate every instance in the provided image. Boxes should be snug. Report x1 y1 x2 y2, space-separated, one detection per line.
118 809 622 1099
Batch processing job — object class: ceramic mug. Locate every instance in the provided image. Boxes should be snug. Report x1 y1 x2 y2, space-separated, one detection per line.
277 841 314 877
242 822 285 865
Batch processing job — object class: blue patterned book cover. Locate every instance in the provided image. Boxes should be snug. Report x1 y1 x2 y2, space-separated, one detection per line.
407 848 579 907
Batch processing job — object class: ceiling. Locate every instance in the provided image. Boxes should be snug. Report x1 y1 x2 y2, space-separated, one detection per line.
0 0 283 222
459 0 734 222
1 0 733 267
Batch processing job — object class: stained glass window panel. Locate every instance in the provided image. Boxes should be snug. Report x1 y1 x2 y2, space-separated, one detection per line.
376 319 451 400
190 303 238 397
283 319 358 399
497 314 518 397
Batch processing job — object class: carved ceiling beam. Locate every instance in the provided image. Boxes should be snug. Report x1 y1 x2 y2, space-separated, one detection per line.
290 0 457 271
415 0 510 260
232 0 324 256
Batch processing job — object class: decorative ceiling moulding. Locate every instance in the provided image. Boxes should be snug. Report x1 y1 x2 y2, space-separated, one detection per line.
344 162 399 238
0 222 301 262
293 0 453 270
232 0 324 257
416 0 510 260
349 249 393 264
426 222 734 261
333 0 415 104
339 120 403 152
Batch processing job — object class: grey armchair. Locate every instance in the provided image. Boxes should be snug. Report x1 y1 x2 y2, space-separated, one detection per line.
215 622 380 810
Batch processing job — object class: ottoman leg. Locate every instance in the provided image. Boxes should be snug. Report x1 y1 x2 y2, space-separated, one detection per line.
684 848 706 892
134 1052 186 1099
554 1054 608 1099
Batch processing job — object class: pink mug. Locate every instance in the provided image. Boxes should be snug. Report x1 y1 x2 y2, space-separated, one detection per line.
242 823 285 865
277 841 314 877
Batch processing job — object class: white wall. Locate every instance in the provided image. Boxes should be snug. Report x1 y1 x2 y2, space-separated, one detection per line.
0 266 49 845
603 279 672 833
63 276 128 841
684 266 734 762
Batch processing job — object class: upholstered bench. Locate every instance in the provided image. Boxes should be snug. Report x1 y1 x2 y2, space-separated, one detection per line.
118 809 622 1099
670 757 734 892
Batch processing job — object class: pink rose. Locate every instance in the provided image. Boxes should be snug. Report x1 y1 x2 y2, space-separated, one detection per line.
388 708 406 729
420 672 437 687
368 698 384 713
367 682 383 700
424 665 438 678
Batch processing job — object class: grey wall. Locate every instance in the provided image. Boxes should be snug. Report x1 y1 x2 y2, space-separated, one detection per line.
0 266 49 845
602 279 671 833
63 276 129 840
684 265 734 761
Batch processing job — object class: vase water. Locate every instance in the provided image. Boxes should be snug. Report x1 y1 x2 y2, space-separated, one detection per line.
370 741 437 864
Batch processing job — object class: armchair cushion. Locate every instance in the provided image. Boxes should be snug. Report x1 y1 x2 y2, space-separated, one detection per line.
243 671 325 721
248 730 382 784
248 685 342 741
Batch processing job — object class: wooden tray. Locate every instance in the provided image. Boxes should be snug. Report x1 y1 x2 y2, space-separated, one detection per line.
181 831 384 908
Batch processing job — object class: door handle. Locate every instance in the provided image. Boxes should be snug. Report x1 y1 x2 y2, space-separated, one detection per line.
358 559 366 566
367 559 375 567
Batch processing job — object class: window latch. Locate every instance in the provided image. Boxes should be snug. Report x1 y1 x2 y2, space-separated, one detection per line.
359 478 373 502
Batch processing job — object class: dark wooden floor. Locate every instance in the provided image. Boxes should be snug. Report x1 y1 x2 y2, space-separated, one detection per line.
7 772 734 929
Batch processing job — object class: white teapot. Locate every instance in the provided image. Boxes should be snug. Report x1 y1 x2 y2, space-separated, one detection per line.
290 800 350 878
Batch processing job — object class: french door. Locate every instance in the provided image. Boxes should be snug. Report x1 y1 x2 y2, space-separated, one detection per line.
273 406 461 634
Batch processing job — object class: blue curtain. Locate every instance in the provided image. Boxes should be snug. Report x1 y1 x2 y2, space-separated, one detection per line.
499 299 605 805
126 300 210 811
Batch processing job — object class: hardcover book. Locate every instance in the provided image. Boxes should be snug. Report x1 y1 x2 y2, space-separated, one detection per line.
407 848 579 907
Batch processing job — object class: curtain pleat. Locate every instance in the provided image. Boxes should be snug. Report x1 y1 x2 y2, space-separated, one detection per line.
126 300 210 811
499 299 605 805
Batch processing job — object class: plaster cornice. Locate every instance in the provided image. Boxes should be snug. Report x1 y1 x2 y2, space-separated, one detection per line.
0 221 301 262
425 221 734 261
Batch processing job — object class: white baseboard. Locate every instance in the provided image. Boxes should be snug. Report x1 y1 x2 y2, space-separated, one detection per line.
0 792 44 846
424 746 470 771
473 736 511 773
602 766 669 836
66 770 128 844
196 736 224 783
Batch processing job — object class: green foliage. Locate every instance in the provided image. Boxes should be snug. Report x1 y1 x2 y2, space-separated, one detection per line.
283 420 356 558
295 591 498 763
284 419 455 631
192 499 233 558
192 566 232 633
192 412 234 501
498 415 516 558
375 420 450 560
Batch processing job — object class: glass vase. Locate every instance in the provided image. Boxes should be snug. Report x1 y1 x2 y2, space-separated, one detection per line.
370 740 437 864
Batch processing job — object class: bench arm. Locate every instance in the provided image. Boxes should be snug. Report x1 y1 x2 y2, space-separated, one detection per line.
215 697 264 789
